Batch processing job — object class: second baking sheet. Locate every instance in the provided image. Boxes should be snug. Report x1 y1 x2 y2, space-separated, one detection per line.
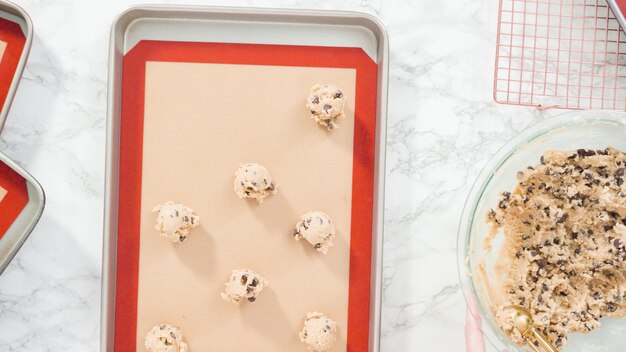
116 40 378 351
0 16 25 116
0 160 28 239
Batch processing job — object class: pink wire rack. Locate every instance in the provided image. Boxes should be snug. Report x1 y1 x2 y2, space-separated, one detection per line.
494 0 626 110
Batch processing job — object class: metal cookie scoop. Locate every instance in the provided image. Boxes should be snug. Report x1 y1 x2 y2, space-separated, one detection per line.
503 305 560 352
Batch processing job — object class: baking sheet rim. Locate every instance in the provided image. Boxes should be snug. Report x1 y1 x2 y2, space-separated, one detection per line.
102 6 388 352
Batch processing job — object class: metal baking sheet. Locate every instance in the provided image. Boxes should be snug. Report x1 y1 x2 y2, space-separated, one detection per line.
0 151 45 274
0 1 41 275
0 0 32 132
102 6 388 352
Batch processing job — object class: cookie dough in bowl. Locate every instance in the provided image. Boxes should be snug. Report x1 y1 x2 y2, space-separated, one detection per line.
144 324 188 352
488 147 626 348
458 113 626 352
233 163 276 203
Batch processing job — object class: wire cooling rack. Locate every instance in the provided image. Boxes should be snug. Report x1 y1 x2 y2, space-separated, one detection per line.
494 0 626 110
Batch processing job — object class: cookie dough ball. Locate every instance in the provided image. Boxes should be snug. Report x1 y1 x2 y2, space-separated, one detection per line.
234 163 277 203
144 324 188 352
299 312 337 352
221 269 268 304
293 211 336 254
152 201 200 243
306 84 346 130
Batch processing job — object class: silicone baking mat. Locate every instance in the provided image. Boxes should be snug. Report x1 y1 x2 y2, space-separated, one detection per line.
0 17 25 113
115 41 377 351
494 0 626 110
0 161 28 240
0 41 6 62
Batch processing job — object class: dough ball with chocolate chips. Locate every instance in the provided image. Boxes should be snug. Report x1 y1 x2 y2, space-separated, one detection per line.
299 312 337 352
233 163 277 203
221 269 268 304
293 211 336 254
306 84 346 130
144 324 188 352
152 201 199 243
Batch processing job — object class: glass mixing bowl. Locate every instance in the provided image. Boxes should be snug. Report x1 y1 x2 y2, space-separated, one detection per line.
458 112 626 351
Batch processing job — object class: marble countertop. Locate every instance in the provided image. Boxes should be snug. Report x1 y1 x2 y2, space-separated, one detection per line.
0 0 591 350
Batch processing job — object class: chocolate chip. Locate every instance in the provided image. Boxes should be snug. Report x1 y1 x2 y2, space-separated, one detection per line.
577 149 587 156
618 168 626 176
240 275 248 285
247 297 256 303
537 259 547 268
607 302 617 312
540 155 545 164
251 279 258 287
571 232 579 240
585 150 597 157
334 91 343 99
553 237 561 245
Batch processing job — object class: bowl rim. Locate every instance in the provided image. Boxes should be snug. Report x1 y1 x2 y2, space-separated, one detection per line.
457 112 626 350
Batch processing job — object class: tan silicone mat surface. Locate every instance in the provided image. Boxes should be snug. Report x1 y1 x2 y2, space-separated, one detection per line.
0 41 6 64
135 61 357 351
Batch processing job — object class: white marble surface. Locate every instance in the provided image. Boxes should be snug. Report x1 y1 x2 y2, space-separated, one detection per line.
0 0 601 351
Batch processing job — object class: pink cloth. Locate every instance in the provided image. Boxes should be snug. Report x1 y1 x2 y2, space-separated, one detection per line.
465 298 487 352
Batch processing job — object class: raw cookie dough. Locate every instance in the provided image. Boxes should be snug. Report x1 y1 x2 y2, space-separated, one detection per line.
144 324 188 352
233 163 276 203
299 312 337 352
486 147 626 348
152 201 200 243
306 84 346 130
293 211 336 254
221 269 268 304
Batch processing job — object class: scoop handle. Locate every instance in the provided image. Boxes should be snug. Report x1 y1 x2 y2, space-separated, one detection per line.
529 327 559 352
